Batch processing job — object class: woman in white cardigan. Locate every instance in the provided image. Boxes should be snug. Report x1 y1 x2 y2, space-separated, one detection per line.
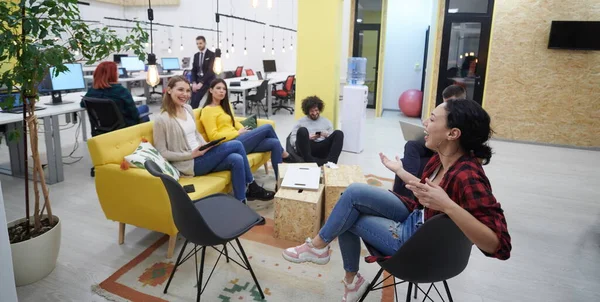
153 76 274 204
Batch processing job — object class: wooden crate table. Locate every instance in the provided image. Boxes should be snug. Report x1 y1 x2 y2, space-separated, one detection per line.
323 165 366 222
274 185 324 242
277 162 320 188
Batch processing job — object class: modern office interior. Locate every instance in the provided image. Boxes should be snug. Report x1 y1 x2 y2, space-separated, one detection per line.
1 0 599 301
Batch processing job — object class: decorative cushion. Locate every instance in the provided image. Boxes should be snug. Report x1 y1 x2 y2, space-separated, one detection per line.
124 140 180 180
239 114 257 129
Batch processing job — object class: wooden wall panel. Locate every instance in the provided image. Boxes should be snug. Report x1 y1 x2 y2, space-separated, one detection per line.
483 0 600 147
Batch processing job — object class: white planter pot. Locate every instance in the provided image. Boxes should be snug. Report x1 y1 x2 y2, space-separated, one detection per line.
8 215 61 286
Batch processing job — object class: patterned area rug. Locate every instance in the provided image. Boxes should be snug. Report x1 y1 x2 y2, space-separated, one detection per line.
92 169 397 302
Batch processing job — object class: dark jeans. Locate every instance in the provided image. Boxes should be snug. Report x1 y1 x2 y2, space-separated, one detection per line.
295 127 344 166
393 138 434 198
193 140 254 202
235 124 283 179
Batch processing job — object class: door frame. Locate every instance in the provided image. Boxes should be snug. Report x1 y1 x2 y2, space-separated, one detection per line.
353 23 381 109
436 0 495 105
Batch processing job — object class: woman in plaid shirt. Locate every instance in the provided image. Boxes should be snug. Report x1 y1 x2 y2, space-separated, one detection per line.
282 99 512 302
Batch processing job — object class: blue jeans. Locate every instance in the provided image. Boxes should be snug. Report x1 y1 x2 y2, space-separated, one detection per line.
193 140 253 201
235 124 283 179
318 183 422 273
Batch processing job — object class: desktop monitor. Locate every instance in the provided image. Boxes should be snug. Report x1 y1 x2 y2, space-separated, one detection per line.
0 93 21 112
120 56 146 72
263 60 277 73
39 63 85 105
161 57 181 73
113 54 128 64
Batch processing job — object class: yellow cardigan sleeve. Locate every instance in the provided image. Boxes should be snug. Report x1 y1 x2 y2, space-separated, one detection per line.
234 120 244 130
200 107 240 142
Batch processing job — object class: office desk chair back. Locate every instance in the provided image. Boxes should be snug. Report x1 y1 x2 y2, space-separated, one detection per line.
234 66 244 77
272 75 295 115
245 80 269 118
245 69 255 76
144 160 265 302
359 214 473 302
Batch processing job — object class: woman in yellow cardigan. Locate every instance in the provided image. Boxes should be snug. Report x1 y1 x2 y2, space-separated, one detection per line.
200 79 290 182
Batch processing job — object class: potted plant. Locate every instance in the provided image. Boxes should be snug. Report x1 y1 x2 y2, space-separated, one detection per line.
0 0 148 286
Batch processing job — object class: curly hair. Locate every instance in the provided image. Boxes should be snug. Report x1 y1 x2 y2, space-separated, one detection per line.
301 96 325 116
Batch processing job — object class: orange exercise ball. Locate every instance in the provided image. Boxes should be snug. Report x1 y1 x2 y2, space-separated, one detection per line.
398 89 423 117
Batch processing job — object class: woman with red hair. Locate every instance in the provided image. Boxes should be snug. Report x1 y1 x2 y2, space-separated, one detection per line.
81 61 142 126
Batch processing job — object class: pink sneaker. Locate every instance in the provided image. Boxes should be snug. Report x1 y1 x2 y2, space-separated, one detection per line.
342 273 369 302
282 238 331 265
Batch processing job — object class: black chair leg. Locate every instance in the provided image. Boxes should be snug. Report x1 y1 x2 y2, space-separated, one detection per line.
443 280 453 302
358 268 383 302
90 167 95 177
164 239 189 294
196 246 206 302
224 244 229 263
235 238 265 300
414 282 418 299
406 282 413 302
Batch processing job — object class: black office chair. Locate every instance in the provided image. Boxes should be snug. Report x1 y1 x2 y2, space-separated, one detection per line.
359 214 473 302
144 161 266 302
245 80 269 119
83 97 127 177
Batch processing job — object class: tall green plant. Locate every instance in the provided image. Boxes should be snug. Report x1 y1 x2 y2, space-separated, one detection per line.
0 0 148 239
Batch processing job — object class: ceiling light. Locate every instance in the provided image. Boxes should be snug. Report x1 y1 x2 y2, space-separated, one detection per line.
357 18 363 23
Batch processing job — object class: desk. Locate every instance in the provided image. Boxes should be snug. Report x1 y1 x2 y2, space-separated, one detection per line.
224 72 294 116
0 93 87 184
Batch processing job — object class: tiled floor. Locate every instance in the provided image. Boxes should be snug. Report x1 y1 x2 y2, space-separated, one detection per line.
1 98 600 301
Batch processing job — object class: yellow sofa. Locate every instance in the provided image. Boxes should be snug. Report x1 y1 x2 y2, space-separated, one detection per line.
87 108 273 258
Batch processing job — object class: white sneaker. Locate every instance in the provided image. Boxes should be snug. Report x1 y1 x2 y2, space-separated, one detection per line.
282 238 331 265
342 273 369 302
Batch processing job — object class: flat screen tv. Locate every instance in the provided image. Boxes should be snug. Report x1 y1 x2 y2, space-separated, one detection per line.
548 21 600 50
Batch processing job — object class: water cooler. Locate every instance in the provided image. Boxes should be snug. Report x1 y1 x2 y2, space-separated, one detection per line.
341 85 368 153
342 57 368 153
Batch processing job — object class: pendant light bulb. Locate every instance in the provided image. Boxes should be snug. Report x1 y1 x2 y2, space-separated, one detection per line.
262 46 266 53
146 54 160 87
290 44 293 51
226 50 230 59
282 46 286 53
267 0 273 9
180 44 184 51
145 42 150 48
244 48 248 56
213 49 223 74
252 0 258 8
271 48 275 55
231 45 235 53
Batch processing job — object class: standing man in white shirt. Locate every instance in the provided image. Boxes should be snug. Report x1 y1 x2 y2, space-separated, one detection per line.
190 36 215 108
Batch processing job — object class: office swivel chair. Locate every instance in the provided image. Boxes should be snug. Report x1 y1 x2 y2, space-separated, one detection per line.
272 75 295 115
245 80 269 119
230 66 245 110
245 69 255 76
83 97 127 177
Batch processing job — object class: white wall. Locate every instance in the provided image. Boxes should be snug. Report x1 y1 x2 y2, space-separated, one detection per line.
381 0 433 111
79 0 297 74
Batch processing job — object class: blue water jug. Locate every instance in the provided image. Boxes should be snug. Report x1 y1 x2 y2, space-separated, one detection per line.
347 57 367 85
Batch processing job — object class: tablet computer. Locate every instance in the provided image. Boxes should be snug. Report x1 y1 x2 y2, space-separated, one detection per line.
399 120 426 141
199 137 225 151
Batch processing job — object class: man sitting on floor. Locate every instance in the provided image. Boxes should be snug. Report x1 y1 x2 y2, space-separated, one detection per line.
391 84 466 198
289 96 344 166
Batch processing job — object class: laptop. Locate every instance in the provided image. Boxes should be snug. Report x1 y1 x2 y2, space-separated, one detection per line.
281 166 321 190
399 120 426 141
0 93 46 114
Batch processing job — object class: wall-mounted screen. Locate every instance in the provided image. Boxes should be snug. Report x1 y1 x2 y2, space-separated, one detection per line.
548 21 600 50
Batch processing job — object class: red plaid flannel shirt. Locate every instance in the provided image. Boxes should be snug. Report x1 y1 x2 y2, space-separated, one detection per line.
394 153 512 260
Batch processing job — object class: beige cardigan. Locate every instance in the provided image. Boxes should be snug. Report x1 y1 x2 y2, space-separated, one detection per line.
153 104 207 176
